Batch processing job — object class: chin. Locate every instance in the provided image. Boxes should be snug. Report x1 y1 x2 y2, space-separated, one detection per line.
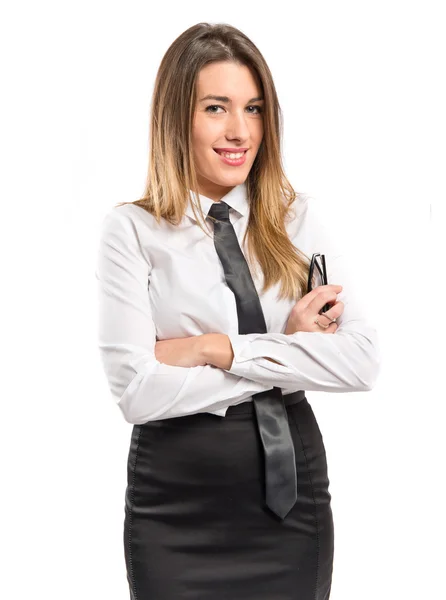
214 175 246 188
215 168 249 181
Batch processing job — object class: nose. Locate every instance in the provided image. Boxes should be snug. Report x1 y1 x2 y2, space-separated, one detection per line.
225 110 251 141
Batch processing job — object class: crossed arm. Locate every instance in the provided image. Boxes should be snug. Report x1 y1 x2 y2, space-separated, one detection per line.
97 203 380 425
154 333 283 370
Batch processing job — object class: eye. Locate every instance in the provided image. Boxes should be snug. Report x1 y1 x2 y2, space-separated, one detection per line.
205 105 224 114
205 105 263 114
246 105 263 114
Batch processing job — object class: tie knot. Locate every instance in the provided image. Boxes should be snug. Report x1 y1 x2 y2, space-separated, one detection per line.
208 201 230 222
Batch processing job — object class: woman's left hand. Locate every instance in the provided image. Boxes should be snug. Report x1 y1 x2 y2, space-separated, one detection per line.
154 335 208 368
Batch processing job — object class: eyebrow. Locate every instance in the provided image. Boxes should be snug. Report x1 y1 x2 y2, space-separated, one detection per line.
198 94 264 103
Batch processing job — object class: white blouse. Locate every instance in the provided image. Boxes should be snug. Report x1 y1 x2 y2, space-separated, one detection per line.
95 182 380 424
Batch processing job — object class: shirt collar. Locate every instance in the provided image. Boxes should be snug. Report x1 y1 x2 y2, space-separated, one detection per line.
184 181 248 222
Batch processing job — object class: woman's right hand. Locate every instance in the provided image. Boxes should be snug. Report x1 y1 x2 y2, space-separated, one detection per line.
284 284 344 335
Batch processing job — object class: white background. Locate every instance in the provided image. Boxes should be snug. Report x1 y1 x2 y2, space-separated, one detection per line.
1 1 443 598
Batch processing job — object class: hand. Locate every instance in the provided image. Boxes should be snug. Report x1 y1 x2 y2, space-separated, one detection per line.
199 334 235 370
285 284 344 335
154 335 208 368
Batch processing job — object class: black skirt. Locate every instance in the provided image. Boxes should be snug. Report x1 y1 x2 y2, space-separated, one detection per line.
123 392 334 599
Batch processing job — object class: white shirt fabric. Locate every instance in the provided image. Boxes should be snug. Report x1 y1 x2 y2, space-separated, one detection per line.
95 182 380 424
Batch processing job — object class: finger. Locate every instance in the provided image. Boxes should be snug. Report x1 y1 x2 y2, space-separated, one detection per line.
300 284 343 310
319 301 344 322
313 316 337 333
307 287 343 315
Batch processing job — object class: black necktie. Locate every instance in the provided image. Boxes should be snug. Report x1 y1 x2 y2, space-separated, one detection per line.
208 201 297 520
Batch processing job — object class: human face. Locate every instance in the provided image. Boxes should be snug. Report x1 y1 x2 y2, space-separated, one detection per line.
192 61 264 202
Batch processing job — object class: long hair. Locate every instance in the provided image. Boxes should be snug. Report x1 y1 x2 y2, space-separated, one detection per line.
116 22 312 301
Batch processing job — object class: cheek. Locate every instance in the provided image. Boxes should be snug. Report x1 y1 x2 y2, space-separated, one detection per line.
191 116 204 147
193 115 221 145
191 139 212 166
192 132 209 155
253 121 264 143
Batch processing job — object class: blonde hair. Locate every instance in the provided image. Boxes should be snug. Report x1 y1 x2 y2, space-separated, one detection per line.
116 22 312 301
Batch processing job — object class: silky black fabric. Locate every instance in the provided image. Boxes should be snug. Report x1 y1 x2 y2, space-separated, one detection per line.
123 393 334 599
208 200 298 519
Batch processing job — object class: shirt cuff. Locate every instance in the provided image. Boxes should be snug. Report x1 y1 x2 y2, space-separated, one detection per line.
225 332 292 378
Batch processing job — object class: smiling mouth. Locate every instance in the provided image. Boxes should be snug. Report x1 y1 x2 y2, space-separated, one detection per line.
213 149 248 157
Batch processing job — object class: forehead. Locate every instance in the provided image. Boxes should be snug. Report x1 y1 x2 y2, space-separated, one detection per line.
196 62 262 98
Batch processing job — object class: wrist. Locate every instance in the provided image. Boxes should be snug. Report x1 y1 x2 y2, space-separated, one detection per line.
200 333 234 370
197 334 212 364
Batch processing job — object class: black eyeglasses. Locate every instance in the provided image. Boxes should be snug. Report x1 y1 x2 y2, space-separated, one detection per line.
308 253 331 313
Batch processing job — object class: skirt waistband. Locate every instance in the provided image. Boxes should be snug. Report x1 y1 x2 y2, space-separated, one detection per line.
226 389 306 415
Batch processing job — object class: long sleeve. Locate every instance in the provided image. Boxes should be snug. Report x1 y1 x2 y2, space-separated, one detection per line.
225 198 381 392
95 209 274 424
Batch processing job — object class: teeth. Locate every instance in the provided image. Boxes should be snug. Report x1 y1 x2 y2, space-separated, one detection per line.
218 151 245 159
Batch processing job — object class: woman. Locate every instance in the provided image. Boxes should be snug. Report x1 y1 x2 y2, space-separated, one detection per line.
96 22 380 600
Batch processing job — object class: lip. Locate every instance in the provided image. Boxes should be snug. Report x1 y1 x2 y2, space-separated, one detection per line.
213 148 249 153
214 148 248 167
